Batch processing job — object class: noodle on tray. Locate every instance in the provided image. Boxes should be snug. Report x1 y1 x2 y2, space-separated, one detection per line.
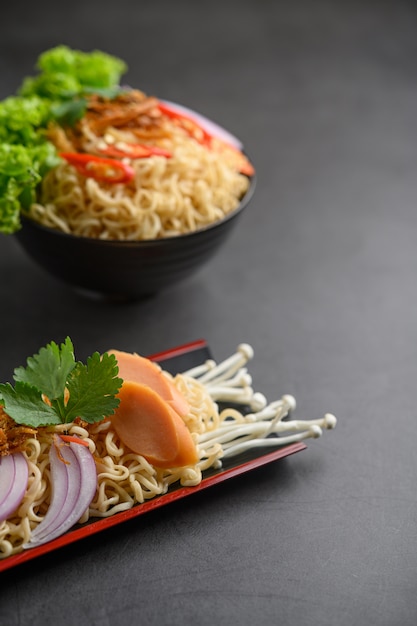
0 344 336 559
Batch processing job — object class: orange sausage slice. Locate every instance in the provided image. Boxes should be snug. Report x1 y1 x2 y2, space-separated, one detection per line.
110 381 198 469
108 349 189 417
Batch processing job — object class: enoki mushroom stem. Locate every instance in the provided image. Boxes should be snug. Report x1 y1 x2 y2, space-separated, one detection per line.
183 344 337 467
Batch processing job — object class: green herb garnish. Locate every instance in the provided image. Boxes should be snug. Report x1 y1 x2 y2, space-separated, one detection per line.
0 142 60 233
0 45 128 234
19 45 127 98
0 337 123 427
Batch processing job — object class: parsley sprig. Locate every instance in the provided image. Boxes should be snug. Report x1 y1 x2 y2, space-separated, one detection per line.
0 337 122 427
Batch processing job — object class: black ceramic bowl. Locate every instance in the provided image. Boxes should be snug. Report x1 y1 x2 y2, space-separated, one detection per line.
15 175 255 301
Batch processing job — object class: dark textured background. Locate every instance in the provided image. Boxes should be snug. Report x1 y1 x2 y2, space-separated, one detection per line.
1 1 417 624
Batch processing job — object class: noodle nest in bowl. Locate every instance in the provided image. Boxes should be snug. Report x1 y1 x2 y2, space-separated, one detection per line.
29 113 251 241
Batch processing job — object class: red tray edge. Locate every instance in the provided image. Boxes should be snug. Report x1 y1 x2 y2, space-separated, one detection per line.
0 339 305 573
0 441 306 572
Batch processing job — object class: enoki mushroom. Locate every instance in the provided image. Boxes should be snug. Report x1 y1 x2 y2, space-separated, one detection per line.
180 343 337 469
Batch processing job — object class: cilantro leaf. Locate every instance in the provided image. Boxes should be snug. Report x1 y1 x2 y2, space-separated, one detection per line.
50 98 87 126
14 337 76 401
63 351 122 424
0 381 62 427
0 337 123 428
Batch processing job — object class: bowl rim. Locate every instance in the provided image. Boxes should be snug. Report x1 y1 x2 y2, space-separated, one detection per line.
18 173 256 248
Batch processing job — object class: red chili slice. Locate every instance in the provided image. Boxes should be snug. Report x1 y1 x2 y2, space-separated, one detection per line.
156 102 254 176
60 152 135 184
157 102 213 146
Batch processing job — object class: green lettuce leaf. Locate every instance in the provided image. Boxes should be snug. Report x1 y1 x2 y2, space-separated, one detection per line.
19 45 127 99
0 95 52 145
0 45 129 234
0 142 60 233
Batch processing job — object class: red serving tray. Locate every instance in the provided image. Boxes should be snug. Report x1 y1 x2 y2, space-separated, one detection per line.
0 339 306 573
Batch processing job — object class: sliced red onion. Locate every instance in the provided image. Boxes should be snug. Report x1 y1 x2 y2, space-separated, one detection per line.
160 99 243 150
28 438 76 542
0 452 29 523
24 436 97 548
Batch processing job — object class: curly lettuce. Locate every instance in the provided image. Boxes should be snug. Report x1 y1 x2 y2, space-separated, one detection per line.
0 96 52 146
19 45 127 100
0 143 60 234
0 45 128 234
